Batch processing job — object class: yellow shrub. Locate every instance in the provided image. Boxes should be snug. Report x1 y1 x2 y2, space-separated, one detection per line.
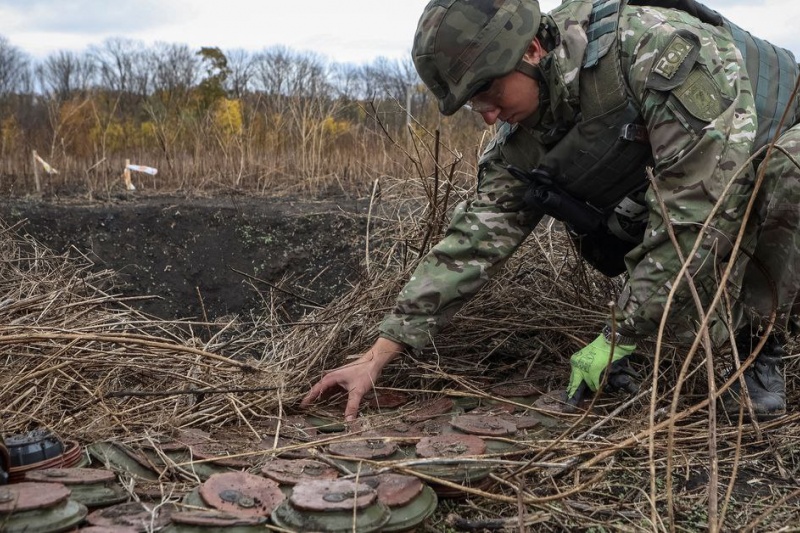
139 121 159 147
89 121 126 153
212 98 243 138
321 116 351 138
1 116 19 155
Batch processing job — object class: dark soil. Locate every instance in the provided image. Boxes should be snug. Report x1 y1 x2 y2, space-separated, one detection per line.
0 193 371 322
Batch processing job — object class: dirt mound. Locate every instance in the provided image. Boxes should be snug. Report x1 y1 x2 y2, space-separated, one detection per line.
0 193 370 321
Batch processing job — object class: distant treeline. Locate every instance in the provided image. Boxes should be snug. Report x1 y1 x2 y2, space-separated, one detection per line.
0 36 487 197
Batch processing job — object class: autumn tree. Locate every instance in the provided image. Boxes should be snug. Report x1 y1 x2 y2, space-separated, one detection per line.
196 46 230 110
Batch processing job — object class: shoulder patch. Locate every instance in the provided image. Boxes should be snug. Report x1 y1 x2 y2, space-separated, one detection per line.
646 30 700 91
654 34 694 80
673 67 724 122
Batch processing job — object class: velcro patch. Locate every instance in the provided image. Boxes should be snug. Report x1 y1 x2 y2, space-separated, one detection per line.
654 34 695 80
673 68 724 122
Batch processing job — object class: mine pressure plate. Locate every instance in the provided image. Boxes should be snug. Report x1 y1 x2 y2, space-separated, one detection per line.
260 458 339 485
198 471 284 517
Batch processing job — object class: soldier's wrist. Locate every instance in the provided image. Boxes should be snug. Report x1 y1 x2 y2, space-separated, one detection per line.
602 325 637 347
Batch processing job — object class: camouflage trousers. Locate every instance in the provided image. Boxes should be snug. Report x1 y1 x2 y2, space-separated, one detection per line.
740 123 800 334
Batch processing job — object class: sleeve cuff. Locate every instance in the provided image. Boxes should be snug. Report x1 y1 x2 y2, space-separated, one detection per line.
377 315 436 351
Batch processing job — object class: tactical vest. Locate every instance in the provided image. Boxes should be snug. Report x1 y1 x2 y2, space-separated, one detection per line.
527 0 799 274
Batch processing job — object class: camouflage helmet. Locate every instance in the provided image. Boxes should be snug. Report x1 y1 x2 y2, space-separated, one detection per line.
412 0 542 116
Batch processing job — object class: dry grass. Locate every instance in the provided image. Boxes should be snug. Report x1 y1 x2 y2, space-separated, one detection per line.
2 133 800 532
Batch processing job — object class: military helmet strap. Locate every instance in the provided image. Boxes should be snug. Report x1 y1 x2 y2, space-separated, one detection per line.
515 58 545 83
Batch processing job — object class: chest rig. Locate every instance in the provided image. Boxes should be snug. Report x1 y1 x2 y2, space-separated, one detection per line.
510 0 652 276
534 0 652 218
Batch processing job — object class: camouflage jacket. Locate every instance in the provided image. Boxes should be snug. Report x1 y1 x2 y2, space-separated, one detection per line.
379 0 770 350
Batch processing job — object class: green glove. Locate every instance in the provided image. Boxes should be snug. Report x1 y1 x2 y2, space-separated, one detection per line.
567 334 636 400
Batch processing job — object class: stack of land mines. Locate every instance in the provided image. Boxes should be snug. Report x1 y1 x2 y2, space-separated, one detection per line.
0 383 572 531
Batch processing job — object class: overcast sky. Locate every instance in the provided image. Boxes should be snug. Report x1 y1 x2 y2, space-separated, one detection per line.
1 0 798 65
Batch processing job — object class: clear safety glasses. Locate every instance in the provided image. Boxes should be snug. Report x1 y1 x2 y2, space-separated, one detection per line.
465 79 501 113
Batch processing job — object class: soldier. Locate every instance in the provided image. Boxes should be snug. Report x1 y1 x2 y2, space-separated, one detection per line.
302 0 800 421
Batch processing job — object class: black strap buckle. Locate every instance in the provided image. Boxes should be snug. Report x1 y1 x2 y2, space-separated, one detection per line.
620 123 649 144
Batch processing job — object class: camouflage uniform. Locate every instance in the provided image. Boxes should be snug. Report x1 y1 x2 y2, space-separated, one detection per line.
379 0 800 350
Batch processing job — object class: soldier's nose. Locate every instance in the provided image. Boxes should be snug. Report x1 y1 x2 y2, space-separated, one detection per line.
480 109 501 125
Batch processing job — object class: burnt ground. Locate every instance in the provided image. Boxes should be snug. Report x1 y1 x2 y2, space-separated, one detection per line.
0 193 371 322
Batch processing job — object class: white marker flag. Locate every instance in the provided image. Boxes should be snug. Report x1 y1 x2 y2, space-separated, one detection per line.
34 153 58 175
126 164 158 175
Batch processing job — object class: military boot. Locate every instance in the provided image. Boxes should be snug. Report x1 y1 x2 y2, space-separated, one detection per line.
721 329 786 419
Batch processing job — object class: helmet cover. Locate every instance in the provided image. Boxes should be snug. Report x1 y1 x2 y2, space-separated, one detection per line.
412 0 542 115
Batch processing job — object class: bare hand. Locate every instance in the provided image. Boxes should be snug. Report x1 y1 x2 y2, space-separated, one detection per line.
301 338 404 421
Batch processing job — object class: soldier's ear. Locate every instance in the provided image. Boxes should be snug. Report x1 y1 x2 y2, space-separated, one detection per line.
522 38 546 65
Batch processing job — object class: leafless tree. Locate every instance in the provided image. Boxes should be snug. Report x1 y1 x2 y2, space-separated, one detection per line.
35 50 96 99
289 52 330 99
252 45 294 96
150 42 199 95
362 57 415 102
224 48 255 99
89 37 149 95
252 47 330 96
329 62 366 100
0 36 31 97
